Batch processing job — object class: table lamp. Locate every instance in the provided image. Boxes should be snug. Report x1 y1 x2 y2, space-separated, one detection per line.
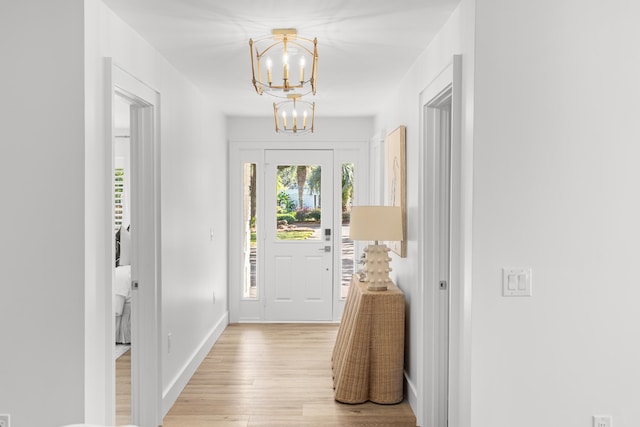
349 205 403 291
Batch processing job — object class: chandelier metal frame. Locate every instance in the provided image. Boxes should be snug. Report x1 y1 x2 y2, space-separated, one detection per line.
273 94 315 134
249 29 318 98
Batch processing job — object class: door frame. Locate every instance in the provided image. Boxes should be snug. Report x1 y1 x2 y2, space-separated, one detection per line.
228 140 369 323
105 59 162 426
417 55 469 427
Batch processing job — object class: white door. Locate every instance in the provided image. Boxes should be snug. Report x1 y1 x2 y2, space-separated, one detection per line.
264 150 334 321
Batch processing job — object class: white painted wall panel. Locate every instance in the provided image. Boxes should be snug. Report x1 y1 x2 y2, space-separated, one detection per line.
0 1 86 426
472 0 640 426
84 1 229 421
226 116 374 143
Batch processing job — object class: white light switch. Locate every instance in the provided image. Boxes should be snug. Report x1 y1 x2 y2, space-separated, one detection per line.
502 268 532 297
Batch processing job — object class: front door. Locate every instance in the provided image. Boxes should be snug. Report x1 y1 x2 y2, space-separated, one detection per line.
264 150 334 321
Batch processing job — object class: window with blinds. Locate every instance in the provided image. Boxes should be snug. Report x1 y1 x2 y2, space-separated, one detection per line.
115 168 124 230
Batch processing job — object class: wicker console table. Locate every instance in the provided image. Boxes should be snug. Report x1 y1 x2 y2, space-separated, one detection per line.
332 275 405 404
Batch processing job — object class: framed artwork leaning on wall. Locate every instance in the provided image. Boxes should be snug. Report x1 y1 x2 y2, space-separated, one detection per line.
385 125 407 257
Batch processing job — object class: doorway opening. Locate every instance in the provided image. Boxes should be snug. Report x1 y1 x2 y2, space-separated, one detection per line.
432 93 452 427
422 84 453 427
419 56 464 427
113 94 133 426
107 61 162 427
241 160 356 304
230 144 367 323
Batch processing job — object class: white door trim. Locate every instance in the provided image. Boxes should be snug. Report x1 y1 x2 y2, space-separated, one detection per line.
417 55 469 427
106 58 162 427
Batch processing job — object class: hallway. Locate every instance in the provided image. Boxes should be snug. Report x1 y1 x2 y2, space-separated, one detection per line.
155 323 416 426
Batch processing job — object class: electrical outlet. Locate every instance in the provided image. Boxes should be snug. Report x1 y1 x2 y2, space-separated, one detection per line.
593 415 612 427
167 333 173 354
0 414 10 427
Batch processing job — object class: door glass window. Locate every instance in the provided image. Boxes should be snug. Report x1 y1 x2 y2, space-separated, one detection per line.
275 165 321 241
242 163 258 299
340 163 355 299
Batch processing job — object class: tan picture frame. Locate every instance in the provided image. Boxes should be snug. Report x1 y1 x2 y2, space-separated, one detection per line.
385 125 407 257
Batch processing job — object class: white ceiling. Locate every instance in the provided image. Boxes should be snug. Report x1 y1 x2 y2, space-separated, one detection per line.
103 0 460 117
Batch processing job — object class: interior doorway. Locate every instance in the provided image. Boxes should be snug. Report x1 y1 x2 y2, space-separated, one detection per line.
419 55 462 427
107 60 162 427
113 94 133 426
432 93 452 427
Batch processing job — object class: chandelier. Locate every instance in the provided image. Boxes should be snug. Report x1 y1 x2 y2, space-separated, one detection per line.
273 94 315 134
249 29 318 97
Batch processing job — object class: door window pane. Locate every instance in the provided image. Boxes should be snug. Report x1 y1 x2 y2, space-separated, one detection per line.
275 164 321 241
242 163 257 299
340 163 355 299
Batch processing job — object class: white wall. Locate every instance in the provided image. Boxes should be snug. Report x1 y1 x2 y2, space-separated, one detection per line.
372 0 476 423
84 1 229 422
227 116 374 142
0 1 86 426
471 0 640 426
0 0 231 424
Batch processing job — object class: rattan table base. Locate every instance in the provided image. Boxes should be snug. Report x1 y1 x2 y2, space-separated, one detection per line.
332 275 405 404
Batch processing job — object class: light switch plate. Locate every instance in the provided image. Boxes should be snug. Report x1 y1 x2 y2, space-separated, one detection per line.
502 268 532 297
0 414 10 427
593 415 612 427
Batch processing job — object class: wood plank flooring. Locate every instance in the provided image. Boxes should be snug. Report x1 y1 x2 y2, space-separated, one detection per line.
116 349 131 426
117 323 416 426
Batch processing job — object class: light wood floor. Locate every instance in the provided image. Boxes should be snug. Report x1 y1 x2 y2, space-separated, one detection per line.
117 323 416 426
116 349 131 426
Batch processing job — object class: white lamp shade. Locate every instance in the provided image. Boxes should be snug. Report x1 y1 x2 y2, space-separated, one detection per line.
349 206 403 242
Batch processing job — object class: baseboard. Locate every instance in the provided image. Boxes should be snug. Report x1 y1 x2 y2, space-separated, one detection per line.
161 311 229 416
405 370 419 425
238 320 341 324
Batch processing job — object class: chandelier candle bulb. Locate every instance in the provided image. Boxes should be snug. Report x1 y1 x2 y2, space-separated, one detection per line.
303 110 307 128
267 57 272 84
282 111 287 128
293 109 297 129
300 57 305 82
283 53 289 81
